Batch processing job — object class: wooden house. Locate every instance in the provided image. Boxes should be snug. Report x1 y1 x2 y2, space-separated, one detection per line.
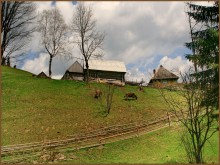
62 60 126 85
87 60 126 83
62 61 84 81
149 65 179 86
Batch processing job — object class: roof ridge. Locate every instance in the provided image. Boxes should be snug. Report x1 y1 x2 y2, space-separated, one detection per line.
89 59 124 63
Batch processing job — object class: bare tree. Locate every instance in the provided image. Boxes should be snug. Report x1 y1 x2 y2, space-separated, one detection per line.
71 2 105 83
105 84 115 115
159 67 218 163
38 8 68 77
1 1 36 65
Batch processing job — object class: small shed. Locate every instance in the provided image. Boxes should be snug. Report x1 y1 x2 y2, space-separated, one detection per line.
36 71 50 79
149 65 179 85
62 61 84 80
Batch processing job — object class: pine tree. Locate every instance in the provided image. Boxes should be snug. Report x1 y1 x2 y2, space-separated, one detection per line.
177 2 219 163
185 1 219 108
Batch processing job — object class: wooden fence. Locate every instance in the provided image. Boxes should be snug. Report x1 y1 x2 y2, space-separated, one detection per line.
1 112 178 163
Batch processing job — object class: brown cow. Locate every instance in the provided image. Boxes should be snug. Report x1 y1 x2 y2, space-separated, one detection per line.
124 93 137 100
94 89 102 99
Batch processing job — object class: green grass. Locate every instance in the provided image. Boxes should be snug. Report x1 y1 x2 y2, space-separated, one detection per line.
49 126 219 164
2 66 172 145
1 66 218 164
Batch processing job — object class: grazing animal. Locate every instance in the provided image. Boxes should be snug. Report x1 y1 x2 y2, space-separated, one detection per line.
139 86 144 92
124 93 137 100
94 89 102 99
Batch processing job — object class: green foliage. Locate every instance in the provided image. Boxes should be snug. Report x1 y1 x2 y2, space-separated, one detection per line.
185 2 219 108
186 28 218 67
180 3 219 163
186 2 219 23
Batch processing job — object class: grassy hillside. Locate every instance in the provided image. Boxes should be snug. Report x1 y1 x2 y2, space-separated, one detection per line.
2 126 218 164
2 66 173 145
1 66 218 164
61 126 218 164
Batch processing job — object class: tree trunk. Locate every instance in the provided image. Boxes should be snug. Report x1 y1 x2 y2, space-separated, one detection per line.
6 56 10 66
1 57 6 65
195 146 203 163
85 60 89 83
49 55 52 77
188 12 198 73
1 47 5 65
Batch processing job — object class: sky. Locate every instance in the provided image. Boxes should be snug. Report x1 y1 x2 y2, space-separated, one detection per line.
18 1 214 83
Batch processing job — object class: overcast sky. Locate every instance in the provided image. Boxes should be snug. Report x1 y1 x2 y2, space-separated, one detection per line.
19 1 213 83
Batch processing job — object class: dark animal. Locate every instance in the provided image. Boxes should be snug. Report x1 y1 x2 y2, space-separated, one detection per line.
139 86 144 92
124 93 137 100
94 89 102 99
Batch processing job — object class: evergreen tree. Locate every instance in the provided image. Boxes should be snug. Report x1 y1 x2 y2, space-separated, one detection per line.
185 2 219 108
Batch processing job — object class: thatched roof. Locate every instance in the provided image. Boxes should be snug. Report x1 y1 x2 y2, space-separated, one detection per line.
151 65 179 80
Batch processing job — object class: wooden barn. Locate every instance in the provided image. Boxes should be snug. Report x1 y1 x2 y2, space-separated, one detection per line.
87 60 126 83
148 65 179 86
62 60 126 85
62 61 84 81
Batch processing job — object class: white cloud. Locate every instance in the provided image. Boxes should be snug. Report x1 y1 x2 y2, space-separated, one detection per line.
125 67 147 83
125 55 194 84
21 53 49 75
56 1 74 24
28 2 74 53
21 53 77 79
35 1 52 13
20 1 200 82
92 1 191 65
194 1 215 6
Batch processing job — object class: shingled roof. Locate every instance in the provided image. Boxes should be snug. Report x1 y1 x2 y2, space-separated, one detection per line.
67 61 84 73
66 60 126 73
151 65 179 80
87 60 126 73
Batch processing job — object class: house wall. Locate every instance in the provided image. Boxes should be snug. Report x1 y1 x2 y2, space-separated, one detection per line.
62 71 84 81
88 70 125 82
149 79 178 88
152 79 178 84
62 69 126 83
